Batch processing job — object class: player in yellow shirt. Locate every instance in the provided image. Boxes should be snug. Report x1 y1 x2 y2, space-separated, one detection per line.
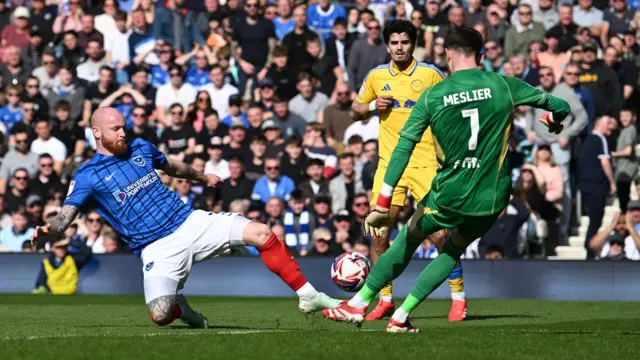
351 20 467 321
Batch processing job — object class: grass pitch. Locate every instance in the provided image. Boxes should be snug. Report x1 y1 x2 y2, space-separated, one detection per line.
0 295 638 360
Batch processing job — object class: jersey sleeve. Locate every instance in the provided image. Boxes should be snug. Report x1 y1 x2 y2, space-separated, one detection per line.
381 89 432 194
355 70 376 104
64 170 93 208
137 138 168 168
500 75 571 123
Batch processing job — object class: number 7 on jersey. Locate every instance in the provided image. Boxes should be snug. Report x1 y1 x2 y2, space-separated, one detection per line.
462 108 479 151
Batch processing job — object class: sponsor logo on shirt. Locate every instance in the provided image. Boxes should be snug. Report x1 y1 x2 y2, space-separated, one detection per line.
112 172 159 204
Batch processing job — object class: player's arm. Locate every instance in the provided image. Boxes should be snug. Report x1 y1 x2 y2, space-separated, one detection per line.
351 71 392 121
162 157 220 187
31 204 81 245
501 75 571 133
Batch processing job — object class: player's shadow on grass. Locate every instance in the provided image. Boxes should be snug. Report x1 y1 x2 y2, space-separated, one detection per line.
412 314 538 321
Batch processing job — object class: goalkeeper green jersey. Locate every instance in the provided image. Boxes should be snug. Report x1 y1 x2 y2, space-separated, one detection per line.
384 68 571 216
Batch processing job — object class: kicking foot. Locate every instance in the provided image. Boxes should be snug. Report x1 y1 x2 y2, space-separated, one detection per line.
299 292 340 314
448 299 467 322
365 300 395 321
176 295 209 329
386 318 420 333
322 300 366 324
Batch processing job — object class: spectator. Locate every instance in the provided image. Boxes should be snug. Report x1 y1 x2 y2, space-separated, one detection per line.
603 45 637 104
251 157 295 204
5 168 31 213
176 45 214 91
174 178 205 210
271 96 306 139
52 101 86 162
221 94 249 128
562 63 596 132
158 103 196 160
252 77 277 119
204 138 230 180
25 194 44 227
105 11 131 84
30 119 67 174
465 0 486 27
95 0 119 36
580 116 616 259
289 73 329 124
1 45 31 86
185 91 212 133
0 84 24 133
282 4 318 74
32 51 60 97
29 153 61 201
435 6 465 39
138 42 173 88
532 145 565 215
230 0 276 94
347 18 388 91
481 40 505 73
245 135 267 180
125 106 158 145
343 113 379 145
273 0 294 40
2 7 31 50
151 2 176 48
196 110 228 152
538 32 571 83
281 136 306 184
265 197 285 227
298 158 329 205
330 153 364 213
611 108 638 213
0 125 38 194
283 189 315 255
29 0 56 45
361 139 378 191
547 4 579 52
82 66 117 125
309 227 339 256
155 64 197 127
504 4 546 58
323 83 353 148
602 0 636 41
510 54 540 87
76 40 108 83
485 4 510 45
302 37 343 98
332 208 353 252
349 192 370 242
130 66 156 115
99 84 149 128
245 106 264 139
264 45 297 101
33 237 92 294
21 76 49 121
102 231 121 254
45 65 86 122
313 193 333 229
223 119 251 161
221 156 255 211
203 64 239 118
589 210 640 260
78 14 104 50
573 0 604 29
579 42 623 118
325 18 356 83
0 206 34 251
303 122 337 178
307 0 347 40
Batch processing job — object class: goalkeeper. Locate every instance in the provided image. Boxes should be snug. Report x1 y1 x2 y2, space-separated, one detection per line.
323 26 570 332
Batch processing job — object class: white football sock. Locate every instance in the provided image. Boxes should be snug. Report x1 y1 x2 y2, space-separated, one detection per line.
391 308 409 323
296 282 318 299
347 292 369 308
380 295 393 303
451 292 465 301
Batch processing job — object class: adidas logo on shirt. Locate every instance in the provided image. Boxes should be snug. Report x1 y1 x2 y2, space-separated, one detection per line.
381 84 392 91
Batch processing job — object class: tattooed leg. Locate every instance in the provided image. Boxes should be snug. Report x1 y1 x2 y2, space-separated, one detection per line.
146 295 181 326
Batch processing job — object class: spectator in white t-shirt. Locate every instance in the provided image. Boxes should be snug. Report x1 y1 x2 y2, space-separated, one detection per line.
202 64 239 118
204 138 231 180
76 39 109 83
104 11 132 83
343 115 379 144
155 64 197 127
30 119 67 175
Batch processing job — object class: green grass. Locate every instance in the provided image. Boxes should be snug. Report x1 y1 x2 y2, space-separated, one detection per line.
0 295 638 359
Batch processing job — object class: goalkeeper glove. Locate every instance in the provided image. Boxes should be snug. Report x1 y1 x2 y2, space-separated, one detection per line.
539 112 563 134
364 190 392 237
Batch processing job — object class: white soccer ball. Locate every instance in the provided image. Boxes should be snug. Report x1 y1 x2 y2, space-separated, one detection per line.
330 252 371 292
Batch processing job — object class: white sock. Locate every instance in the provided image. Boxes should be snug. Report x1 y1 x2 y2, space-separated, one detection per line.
451 292 465 301
296 282 318 299
347 292 369 308
380 295 393 303
391 308 409 323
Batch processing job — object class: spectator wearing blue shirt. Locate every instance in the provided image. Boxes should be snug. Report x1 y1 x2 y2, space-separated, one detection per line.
0 207 35 252
273 0 295 40
221 94 250 128
128 9 155 68
176 45 214 90
98 85 150 129
562 63 596 133
307 0 347 40
252 157 296 204
145 43 175 89
0 85 25 134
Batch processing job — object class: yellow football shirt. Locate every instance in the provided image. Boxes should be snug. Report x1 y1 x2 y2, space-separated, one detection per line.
356 59 444 168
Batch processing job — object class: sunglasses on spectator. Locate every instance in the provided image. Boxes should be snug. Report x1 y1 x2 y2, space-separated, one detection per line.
266 166 279 171
353 202 368 207
176 179 189 184
368 26 381 30
337 92 348 96
171 110 183 116
15 139 28 144
23 108 34 112
539 72 553 78
245 3 259 8
7 93 19 97
87 217 101 223
519 11 532 15
170 72 181 77
40 162 53 167
13 176 27 181
159 50 171 55
485 45 497 50
133 112 146 117
197 97 208 102
27 84 38 88
195 56 207 60
565 71 579 76
43 60 55 65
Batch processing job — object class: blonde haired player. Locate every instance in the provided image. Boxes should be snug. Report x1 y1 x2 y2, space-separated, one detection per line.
351 20 466 321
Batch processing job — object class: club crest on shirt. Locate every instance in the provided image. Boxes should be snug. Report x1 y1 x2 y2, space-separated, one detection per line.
411 80 424 93
132 155 145 167
113 190 127 203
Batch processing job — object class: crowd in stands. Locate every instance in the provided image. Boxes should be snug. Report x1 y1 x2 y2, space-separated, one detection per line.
0 0 638 261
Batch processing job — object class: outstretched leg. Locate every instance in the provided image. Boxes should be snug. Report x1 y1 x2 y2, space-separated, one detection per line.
431 229 467 321
145 277 208 328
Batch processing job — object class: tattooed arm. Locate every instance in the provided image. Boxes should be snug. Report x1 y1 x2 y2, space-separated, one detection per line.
162 158 220 187
31 205 80 245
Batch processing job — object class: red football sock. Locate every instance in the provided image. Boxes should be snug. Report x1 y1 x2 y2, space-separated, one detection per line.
258 234 308 291
149 304 181 326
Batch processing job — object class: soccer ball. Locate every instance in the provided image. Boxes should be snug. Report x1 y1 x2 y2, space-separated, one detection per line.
331 252 371 292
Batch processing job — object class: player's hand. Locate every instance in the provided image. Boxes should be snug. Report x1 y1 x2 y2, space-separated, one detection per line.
540 112 563 134
31 224 52 246
364 206 391 237
376 95 394 111
204 174 222 188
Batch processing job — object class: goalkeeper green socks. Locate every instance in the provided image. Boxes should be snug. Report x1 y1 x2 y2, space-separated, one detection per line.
348 224 423 308
398 239 466 315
